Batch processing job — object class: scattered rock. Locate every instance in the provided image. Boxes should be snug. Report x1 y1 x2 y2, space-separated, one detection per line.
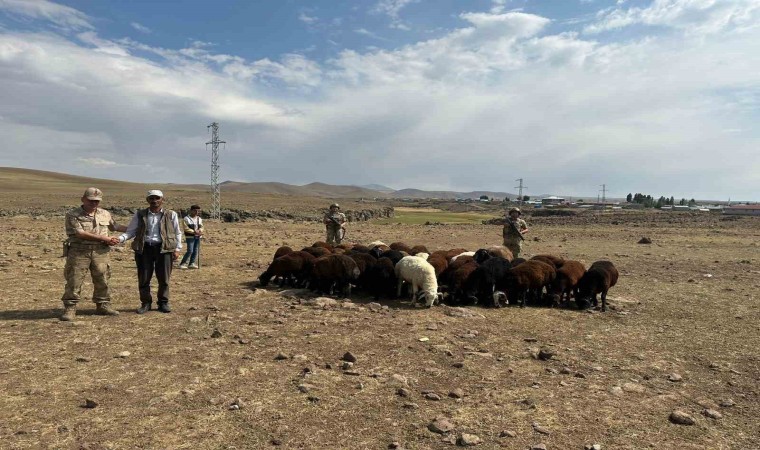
532 422 551 435
452 362 465 369
390 374 408 385
210 329 223 338
403 402 418 409
622 382 646 393
531 444 547 450
82 399 98 409
667 373 683 382
341 361 354 370
719 399 735 407
271 438 283 446
524 337 538 343
457 433 481 446
397 388 411 397
428 418 455 434
537 348 554 360
297 384 313 393
274 352 289 361
499 430 516 438
424 393 442 401
669 410 696 425
584 445 602 450
443 306 481 318
75 357 91 362
702 409 723 419
449 388 465 399
638 237 652 244
302 297 338 308
609 386 624 397
342 352 358 363
343 370 361 376
388 442 401 449
560 367 572 375
116 351 130 358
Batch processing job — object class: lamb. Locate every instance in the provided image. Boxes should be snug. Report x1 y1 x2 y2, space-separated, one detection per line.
364 257 397 300
311 254 361 298
259 251 316 288
502 260 556 307
549 260 586 307
531 254 565 269
576 260 618 311
394 256 440 307
390 242 413 253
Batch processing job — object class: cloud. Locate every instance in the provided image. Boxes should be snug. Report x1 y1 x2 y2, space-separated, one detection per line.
372 0 418 19
0 0 93 30
130 21 151 34
354 28 390 41
298 12 318 24
0 2 759 199
585 0 760 35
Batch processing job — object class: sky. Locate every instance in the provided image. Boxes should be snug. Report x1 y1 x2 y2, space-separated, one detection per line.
1 0 759 201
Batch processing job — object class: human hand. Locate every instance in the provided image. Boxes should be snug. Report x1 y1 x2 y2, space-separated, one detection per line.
173 251 180 261
109 237 120 246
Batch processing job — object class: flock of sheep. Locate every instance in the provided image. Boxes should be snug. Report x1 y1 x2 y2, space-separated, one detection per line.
258 241 619 311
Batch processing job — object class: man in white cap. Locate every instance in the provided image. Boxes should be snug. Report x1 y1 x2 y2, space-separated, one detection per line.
118 190 182 314
60 187 126 321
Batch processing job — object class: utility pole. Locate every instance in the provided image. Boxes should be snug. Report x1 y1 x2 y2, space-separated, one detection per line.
205 122 226 220
599 184 607 204
515 178 527 205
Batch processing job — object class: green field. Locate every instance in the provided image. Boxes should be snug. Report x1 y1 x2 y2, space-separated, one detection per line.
375 209 499 225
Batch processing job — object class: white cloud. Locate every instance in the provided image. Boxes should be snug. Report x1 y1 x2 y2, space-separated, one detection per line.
130 22 151 34
298 12 317 24
0 3 759 199
586 0 760 34
0 0 92 30
372 0 418 19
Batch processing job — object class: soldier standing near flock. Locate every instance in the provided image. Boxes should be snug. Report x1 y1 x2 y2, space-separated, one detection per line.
503 207 529 258
117 190 182 314
323 203 346 246
60 187 126 321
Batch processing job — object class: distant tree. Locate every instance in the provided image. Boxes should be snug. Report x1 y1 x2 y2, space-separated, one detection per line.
626 193 633 203
679 198 687 206
688 198 697 206
670 196 675 205
479 195 489 200
655 197 664 208
503 197 510 202
522 195 530 201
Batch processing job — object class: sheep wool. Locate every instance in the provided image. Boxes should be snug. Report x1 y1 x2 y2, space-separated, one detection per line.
395 256 439 307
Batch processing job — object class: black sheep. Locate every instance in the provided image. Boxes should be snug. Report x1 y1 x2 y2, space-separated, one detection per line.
380 249 404 266
364 257 397 300
465 256 512 307
576 260 618 311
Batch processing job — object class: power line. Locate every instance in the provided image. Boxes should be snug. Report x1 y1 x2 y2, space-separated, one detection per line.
205 122 226 220
515 178 527 205
599 184 607 204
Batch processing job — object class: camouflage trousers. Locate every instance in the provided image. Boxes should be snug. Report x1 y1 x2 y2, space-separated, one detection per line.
503 238 523 259
61 245 112 306
326 226 343 246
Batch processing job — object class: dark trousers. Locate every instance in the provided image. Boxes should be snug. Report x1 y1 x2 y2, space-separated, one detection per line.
135 245 173 304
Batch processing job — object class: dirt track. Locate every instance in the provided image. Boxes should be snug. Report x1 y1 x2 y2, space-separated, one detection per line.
1 211 759 449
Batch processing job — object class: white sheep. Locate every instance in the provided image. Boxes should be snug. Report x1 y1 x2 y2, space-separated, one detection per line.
394 256 440 307
367 240 387 247
450 251 475 262
415 252 429 261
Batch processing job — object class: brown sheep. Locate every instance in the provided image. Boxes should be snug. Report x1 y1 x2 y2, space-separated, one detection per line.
443 260 479 304
410 245 429 255
531 254 565 269
390 242 412 253
486 245 513 262
577 260 618 311
311 254 361 298
501 260 556 307
301 246 331 258
351 244 371 253
272 245 293 261
427 254 449 279
445 248 468 261
549 260 586 307
311 241 334 251
259 251 316 287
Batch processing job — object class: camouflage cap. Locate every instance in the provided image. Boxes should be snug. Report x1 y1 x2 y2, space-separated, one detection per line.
330 203 340 209
508 207 521 215
83 187 103 201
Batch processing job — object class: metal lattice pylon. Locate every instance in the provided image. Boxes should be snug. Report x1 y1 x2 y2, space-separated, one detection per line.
206 122 226 220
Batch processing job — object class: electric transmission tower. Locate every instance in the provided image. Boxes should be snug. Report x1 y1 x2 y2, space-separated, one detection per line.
515 178 527 205
205 122 226 220
599 184 607 204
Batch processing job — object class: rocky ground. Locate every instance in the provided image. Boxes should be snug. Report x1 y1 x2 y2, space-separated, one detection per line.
0 208 758 449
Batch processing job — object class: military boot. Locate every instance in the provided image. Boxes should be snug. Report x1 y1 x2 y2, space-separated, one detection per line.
60 305 77 321
95 303 120 316
136 302 152 314
157 302 172 313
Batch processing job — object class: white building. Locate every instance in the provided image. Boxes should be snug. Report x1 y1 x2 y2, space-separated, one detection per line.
541 196 565 206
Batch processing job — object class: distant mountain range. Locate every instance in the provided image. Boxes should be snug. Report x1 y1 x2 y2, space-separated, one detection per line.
0 167 517 199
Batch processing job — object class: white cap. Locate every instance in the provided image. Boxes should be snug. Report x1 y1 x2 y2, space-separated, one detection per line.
146 189 164 199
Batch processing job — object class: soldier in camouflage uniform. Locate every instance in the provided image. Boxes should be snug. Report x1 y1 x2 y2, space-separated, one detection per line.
323 203 347 246
60 188 125 321
502 207 529 258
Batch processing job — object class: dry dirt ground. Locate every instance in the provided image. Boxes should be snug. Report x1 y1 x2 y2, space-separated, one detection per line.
1 208 759 449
